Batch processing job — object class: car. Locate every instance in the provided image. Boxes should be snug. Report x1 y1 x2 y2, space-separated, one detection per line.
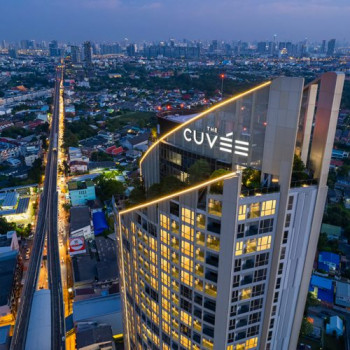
26 248 30 254
25 254 30 260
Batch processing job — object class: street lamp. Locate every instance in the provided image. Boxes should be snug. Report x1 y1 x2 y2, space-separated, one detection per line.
220 74 225 96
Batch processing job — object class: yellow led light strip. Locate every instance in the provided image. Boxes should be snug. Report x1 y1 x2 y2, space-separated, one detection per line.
119 171 237 215
139 81 271 173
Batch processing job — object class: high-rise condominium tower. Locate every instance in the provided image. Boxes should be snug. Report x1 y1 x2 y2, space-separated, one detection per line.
113 72 344 350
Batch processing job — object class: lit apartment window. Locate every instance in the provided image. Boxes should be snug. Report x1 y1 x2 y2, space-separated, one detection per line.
160 214 170 229
196 214 206 229
205 283 217 297
249 202 260 218
181 310 192 326
246 337 258 349
261 200 276 216
182 224 194 241
241 288 252 300
236 344 245 350
171 219 179 234
195 263 204 277
246 239 257 253
195 278 203 291
181 256 193 271
196 231 205 246
257 236 271 251
236 241 243 256
207 235 220 251
161 244 169 259
182 208 194 225
161 285 170 299
161 230 170 244
180 334 191 349
182 241 193 256
195 247 205 261
203 338 214 350
208 199 222 216
238 205 247 221
181 271 193 286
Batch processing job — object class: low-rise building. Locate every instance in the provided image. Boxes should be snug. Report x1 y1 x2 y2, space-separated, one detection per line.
68 180 96 206
318 251 340 273
76 323 115 350
309 274 334 304
326 316 343 337
335 281 350 308
70 206 93 239
320 223 342 241
73 294 123 337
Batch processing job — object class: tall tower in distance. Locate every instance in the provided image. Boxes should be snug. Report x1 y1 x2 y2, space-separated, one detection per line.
327 39 336 56
70 45 81 64
83 41 92 68
114 72 344 350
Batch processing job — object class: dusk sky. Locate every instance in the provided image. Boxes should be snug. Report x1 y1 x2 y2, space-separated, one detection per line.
1 0 349 42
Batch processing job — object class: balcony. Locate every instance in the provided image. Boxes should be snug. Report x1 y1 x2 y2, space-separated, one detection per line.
206 253 219 268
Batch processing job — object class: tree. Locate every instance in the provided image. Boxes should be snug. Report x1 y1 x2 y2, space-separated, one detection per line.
292 155 309 182
300 318 313 336
209 168 231 194
95 175 124 201
28 158 44 184
188 160 211 185
90 151 113 162
242 168 261 188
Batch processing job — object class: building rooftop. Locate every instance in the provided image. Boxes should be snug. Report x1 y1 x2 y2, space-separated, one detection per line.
70 206 90 232
16 197 30 214
72 254 97 284
92 211 108 236
25 289 51 350
68 179 94 191
73 294 121 322
0 250 17 307
310 275 333 290
76 323 113 349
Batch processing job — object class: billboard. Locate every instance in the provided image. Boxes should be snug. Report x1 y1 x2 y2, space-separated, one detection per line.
69 236 86 256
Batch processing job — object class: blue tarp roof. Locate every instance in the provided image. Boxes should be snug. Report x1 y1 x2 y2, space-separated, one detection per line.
93 211 108 235
319 251 340 265
310 275 333 290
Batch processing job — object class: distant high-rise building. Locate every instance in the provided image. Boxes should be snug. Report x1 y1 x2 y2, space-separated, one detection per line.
1 40 6 49
70 45 81 64
83 41 92 67
126 44 137 57
100 43 121 55
113 72 344 350
20 40 30 50
321 40 326 54
327 39 336 56
257 42 267 54
9 48 17 59
49 40 60 57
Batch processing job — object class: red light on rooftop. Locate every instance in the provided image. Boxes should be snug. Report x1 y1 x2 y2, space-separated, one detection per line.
180 104 184 108
157 106 162 111
167 105 171 110
220 74 225 79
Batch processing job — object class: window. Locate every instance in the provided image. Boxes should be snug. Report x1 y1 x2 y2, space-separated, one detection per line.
208 199 222 216
241 288 252 300
259 219 274 234
257 236 271 251
249 202 260 218
196 214 206 229
249 312 261 324
236 241 243 256
246 239 257 253
280 247 286 260
232 275 240 288
181 271 193 286
181 241 193 256
285 213 291 228
246 337 258 349
231 290 238 303
237 224 245 239
196 231 205 246
206 235 220 251
160 214 170 230
253 269 267 282
261 200 276 216
182 225 194 241
161 230 170 245
182 208 194 225
234 259 242 272
168 150 182 165
287 196 294 210
250 298 263 311
180 310 192 326
282 231 288 244
247 326 259 337
171 220 179 234
181 256 193 272
238 205 247 221
252 284 265 297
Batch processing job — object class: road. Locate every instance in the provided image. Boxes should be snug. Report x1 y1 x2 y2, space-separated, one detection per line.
11 67 66 350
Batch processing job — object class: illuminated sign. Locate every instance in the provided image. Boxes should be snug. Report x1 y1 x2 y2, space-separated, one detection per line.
183 127 249 156
69 236 86 256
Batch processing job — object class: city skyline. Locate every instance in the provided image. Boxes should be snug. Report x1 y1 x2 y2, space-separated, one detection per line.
1 0 350 42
